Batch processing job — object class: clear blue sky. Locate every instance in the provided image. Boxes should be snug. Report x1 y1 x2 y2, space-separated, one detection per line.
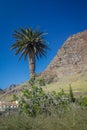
0 0 87 89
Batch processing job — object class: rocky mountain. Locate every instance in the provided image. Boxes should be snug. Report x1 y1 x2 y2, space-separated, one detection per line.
0 89 4 94
0 83 29 101
39 30 87 83
4 84 17 92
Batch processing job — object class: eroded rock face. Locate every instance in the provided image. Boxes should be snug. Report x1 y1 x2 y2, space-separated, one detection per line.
40 30 87 83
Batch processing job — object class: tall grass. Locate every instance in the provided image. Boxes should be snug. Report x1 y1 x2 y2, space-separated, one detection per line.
0 106 87 130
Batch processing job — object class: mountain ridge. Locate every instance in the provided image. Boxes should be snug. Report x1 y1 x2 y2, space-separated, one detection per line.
39 30 87 83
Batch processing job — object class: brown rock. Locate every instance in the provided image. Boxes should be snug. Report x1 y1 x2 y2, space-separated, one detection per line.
40 30 87 83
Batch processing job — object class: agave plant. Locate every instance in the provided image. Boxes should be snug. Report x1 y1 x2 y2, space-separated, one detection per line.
11 26 49 78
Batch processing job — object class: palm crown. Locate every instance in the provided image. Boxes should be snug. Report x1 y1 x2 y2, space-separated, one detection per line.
11 27 49 77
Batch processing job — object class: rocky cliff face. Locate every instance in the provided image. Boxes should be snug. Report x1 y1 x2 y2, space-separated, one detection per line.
40 30 87 83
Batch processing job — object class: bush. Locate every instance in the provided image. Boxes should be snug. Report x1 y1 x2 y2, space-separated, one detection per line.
18 79 87 117
36 78 45 86
18 79 70 116
77 96 87 109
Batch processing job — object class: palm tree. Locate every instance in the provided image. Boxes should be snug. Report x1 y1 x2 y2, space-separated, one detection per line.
11 26 49 78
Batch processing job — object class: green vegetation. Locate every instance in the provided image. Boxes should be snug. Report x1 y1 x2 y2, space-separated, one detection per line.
77 96 87 108
0 107 87 130
69 85 75 102
18 78 70 116
11 26 49 78
0 78 87 129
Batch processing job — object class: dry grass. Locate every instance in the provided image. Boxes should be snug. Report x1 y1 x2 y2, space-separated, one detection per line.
0 107 87 130
43 74 87 97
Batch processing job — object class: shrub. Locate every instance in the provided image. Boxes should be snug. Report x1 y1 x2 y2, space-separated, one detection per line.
69 85 75 102
77 96 87 109
13 94 19 101
36 78 45 86
18 79 70 116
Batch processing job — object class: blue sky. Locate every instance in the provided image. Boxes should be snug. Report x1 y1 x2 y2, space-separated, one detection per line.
0 0 87 89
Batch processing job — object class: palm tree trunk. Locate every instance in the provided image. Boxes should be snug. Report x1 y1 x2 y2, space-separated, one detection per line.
28 53 35 78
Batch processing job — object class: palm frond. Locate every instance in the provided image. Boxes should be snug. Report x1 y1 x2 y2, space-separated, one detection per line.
11 26 49 60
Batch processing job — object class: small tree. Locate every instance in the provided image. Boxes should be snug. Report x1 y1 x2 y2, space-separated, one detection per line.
69 85 75 102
